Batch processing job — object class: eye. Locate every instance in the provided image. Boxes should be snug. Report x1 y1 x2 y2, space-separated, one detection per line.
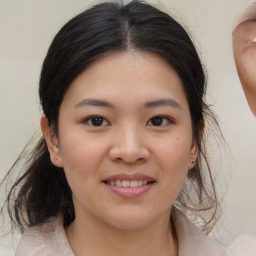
147 116 173 127
83 115 110 126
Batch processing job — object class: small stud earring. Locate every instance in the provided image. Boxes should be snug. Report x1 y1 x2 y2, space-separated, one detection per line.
252 38 256 43
191 157 196 163
54 156 58 161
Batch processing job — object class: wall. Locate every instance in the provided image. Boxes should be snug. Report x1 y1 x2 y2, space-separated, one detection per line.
1 0 255 255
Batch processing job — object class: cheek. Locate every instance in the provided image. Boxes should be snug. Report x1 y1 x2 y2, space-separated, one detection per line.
58 130 108 185
154 135 191 194
59 139 106 208
154 135 192 169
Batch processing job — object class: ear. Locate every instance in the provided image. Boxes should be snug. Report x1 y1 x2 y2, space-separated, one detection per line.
40 115 63 168
188 120 204 170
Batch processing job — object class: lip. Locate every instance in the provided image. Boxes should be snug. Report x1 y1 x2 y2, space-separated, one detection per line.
102 173 156 199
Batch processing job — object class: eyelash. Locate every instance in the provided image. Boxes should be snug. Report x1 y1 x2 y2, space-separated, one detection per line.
83 115 110 127
82 115 174 127
146 115 174 127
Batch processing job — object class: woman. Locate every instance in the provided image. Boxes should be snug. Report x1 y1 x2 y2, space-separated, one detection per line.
2 0 227 255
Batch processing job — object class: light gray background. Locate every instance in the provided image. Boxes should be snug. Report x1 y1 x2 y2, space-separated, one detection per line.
1 0 256 255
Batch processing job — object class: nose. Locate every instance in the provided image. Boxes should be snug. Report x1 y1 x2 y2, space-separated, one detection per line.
109 125 150 164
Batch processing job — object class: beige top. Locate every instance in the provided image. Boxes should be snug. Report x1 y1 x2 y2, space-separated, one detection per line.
227 235 256 256
15 208 227 256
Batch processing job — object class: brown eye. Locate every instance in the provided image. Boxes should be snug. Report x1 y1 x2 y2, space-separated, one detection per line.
151 117 164 126
84 116 110 126
147 116 172 127
91 117 104 126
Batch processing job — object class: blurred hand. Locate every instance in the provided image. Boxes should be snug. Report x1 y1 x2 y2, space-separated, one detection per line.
233 20 256 116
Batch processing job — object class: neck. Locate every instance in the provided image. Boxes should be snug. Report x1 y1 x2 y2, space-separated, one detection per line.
65 208 178 256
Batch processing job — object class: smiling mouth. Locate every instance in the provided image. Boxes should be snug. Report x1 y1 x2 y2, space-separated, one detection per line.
103 180 155 188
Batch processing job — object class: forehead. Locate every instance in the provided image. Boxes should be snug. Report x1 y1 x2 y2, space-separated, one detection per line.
60 51 189 110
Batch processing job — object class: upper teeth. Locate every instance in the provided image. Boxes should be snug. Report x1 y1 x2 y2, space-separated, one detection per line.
107 180 148 188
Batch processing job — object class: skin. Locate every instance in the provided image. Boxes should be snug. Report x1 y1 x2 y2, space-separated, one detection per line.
233 20 256 116
41 51 198 256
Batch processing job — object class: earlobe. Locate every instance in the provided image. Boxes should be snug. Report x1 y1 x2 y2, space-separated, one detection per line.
40 115 63 168
188 143 199 170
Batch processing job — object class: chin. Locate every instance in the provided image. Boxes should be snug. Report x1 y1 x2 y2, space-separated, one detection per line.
107 218 153 231
100 208 169 231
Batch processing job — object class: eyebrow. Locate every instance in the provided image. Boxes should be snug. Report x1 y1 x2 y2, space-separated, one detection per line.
75 98 115 109
75 98 182 109
144 98 182 109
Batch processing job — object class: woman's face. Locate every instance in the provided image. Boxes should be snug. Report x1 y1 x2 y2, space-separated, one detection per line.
44 51 198 230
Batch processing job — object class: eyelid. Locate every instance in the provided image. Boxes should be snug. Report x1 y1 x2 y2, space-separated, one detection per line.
147 115 175 127
82 115 110 126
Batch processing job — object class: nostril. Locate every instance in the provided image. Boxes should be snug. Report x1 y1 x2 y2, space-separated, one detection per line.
108 142 150 164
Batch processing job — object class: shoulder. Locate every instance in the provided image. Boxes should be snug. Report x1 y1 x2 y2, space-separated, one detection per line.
172 208 227 256
15 216 74 256
227 235 256 256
